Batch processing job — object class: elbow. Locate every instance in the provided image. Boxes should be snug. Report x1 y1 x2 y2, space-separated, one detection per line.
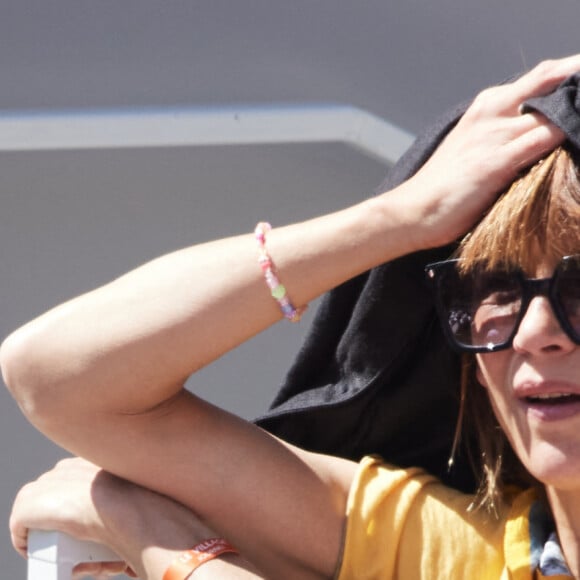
1 328 35 409
1 326 69 429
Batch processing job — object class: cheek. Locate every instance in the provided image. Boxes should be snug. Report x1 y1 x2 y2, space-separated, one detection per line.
474 352 510 392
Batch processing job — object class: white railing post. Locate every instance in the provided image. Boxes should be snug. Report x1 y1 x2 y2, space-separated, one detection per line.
28 530 121 580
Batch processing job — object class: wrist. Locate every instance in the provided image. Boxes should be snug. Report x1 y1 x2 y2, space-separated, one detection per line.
94 476 213 577
361 187 429 259
160 548 261 580
161 538 239 580
383 177 455 252
188 552 261 579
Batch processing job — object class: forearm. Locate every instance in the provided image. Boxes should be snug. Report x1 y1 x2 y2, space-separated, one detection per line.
4 56 579 422
1 188 418 419
11 458 265 580
117 520 264 580
102 519 264 580
106 481 260 579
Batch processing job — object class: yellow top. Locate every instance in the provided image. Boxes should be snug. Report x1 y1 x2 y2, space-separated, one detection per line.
337 456 571 580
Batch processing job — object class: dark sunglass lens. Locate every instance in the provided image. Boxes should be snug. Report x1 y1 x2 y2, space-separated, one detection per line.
438 268 475 346
439 266 521 349
470 272 521 348
556 256 580 341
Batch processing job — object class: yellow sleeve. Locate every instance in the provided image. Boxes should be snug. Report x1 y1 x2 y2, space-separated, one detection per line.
336 456 508 580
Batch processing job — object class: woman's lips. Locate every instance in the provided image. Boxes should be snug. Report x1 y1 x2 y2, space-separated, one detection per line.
516 381 580 421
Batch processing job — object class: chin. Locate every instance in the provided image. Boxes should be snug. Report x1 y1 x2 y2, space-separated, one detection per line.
525 443 580 491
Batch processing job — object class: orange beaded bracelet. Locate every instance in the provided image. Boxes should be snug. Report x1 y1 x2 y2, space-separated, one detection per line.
162 538 238 580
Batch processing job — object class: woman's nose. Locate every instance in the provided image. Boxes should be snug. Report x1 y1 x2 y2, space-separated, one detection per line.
512 296 576 354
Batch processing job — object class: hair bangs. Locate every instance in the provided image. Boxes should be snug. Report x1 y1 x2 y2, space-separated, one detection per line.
457 147 580 274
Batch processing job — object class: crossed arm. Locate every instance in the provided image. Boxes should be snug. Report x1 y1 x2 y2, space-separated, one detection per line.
4 55 580 579
11 457 266 579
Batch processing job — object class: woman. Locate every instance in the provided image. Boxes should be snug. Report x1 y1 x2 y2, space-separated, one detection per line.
5 55 580 579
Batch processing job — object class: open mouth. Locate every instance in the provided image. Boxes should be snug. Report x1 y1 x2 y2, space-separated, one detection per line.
525 393 580 405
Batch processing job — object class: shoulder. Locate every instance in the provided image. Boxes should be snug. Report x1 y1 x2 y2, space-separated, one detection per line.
337 456 516 580
343 456 472 540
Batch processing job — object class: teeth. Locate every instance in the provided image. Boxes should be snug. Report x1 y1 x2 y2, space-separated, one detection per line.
530 393 573 400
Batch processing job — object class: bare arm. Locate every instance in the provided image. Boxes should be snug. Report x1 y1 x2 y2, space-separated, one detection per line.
11 458 264 579
3 56 580 578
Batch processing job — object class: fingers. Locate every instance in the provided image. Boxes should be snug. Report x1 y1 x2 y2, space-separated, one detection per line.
500 109 566 153
10 526 28 559
9 484 34 558
73 561 131 578
504 122 565 173
466 55 580 119
511 54 580 100
506 110 566 166
458 59 572 158
9 458 103 558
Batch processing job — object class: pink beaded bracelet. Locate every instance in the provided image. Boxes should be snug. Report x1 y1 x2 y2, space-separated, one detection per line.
254 222 306 322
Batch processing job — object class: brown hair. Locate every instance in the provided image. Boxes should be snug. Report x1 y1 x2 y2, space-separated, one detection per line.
454 145 580 512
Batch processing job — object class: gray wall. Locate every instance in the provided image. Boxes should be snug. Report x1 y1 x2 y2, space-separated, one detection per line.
2 1 580 576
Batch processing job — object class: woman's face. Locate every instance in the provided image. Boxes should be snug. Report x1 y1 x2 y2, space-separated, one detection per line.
476 260 580 490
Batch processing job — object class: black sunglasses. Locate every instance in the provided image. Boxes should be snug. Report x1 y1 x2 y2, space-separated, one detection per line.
425 254 580 353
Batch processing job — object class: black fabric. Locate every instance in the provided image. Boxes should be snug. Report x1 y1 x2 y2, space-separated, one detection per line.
255 73 580 493
523 73 580 151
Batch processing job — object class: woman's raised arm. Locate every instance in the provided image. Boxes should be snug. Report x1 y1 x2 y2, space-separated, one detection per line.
3 56 579 418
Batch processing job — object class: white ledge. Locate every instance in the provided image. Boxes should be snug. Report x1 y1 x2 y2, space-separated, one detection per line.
0 104 414 164
28 530 121 580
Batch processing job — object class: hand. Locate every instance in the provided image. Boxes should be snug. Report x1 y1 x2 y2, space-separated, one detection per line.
11 457 264 579
11 457 138 577
397 55 580 250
